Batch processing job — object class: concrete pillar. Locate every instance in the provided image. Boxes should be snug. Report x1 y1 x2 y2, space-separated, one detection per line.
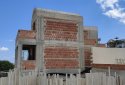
15 47 18 68
35 17 45 72
17 44 22 69
16 44 22 85
36 43 44 71
78 20 84 71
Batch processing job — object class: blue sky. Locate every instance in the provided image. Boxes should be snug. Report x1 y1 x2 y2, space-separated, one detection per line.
0 0 125 63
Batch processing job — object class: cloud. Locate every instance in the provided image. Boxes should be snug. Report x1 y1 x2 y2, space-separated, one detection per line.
96 0 125 24
0 47 9 51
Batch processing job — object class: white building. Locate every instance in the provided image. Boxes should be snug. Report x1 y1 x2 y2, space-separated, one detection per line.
91 47 125 80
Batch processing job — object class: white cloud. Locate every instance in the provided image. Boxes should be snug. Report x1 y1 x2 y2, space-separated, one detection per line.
96 0 125 24
96 0 118 10
0 47 9 51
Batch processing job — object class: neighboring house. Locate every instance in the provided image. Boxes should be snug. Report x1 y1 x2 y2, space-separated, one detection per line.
107 39 125 48
116 39 125 48
91 47 125 80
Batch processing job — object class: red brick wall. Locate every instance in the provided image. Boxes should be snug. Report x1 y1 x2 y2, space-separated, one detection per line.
84 48 92 67
17 30 36 40
84 30 97 67
44 19 79 69
84 39 97 45
84 30 97 45
44 20 77 41
84 30 88 40
22 60 36 70
44 46 79 58
45 59 79 69
44 46 79 69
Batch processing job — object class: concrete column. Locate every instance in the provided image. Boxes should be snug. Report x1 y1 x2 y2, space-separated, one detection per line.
79 47 84 70
77 20 84 43
17 44 22 69
36 43 44 71
40 17 45 40
78 20 84 71
36 17 45 40
36 18 41 40
15 47 18 68
35 17 45 72
16 44 22 85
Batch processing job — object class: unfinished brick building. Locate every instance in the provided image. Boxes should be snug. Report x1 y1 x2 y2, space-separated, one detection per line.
15 8 99 73
15 8 84 73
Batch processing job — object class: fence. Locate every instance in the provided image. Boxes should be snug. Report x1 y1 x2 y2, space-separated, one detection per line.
37 73 85 85
0 69 124 85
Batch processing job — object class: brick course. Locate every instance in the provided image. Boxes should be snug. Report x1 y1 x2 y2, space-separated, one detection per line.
84 39 97 45
44 46 79 69
44 20 77 41
84 49 92 67
45 59 79 69
22 60 36 70
17 30 36 39
44 46 79 58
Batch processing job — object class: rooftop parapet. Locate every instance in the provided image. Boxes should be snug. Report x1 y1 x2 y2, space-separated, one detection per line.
32 8 83 25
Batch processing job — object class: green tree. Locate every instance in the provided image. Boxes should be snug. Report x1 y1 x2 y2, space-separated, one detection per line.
0 61 14 71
